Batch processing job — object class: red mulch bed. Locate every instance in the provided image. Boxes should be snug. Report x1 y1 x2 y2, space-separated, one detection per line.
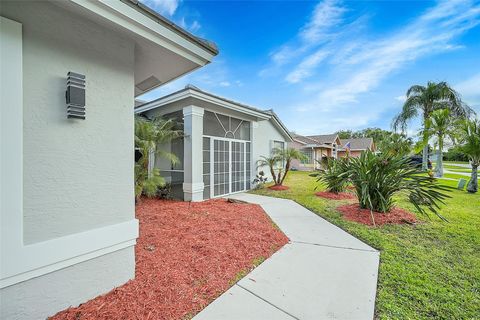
50 198 288 320
337 203 417 226
315 191 356 200
268 185 290 191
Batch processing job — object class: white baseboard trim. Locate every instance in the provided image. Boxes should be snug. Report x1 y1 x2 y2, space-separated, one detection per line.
1 219 139 289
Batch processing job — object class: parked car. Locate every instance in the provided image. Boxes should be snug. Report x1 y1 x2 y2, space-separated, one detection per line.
408 155 432 169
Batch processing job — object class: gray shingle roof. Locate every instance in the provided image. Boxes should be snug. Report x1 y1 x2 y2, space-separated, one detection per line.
122 0 219 55
339 138 374 150
306 134 339 144
292 134 321 144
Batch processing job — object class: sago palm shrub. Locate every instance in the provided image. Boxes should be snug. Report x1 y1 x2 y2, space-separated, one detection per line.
338 150 449 220
315 158 349 193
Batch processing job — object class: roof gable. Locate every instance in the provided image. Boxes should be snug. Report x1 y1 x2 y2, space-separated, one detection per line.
339 138 374 150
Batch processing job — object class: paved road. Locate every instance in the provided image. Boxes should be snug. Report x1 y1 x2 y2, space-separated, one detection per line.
193 193 380 320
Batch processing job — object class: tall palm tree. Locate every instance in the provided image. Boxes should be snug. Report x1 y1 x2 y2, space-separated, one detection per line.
135 115 183 200
458 118 480 193
392 81 472 170
422 109 457 177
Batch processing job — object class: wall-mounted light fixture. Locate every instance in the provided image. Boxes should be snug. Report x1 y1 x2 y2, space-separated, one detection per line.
66 72 86 119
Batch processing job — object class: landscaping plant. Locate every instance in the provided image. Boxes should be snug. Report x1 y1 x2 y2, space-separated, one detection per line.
338 150 449 220
458 118 480 193
135 115 183 200
421 108 457 178
393 81 472 170
315 157 349 193
257 147 307 186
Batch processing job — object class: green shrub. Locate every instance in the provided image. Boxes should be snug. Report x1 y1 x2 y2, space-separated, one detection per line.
315 158 349 193
339 151 449 219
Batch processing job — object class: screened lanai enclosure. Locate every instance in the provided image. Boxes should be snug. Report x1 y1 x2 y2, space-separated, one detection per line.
202 110 252 199
135 85 292 202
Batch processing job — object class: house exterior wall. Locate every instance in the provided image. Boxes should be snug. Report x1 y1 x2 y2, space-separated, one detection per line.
289 141 314 171
1 2 137 319
1 0 135 243
252 119 288 181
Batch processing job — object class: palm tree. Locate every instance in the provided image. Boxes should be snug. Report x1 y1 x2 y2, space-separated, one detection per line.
392 81 472 170
256 155 283 185
277 147 308 185
422 109 457 177
458 118 480 193
378 132 413 157
256 148 307 186
135 115 183 200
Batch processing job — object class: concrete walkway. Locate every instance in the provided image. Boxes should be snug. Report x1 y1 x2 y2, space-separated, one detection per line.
194 193 380 320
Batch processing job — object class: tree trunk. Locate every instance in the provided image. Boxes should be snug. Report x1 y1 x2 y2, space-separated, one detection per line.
422 112 430 171
280 160 291 185
434 138 443 178
422 144 429 171
467 165 478 193
269 166 278 185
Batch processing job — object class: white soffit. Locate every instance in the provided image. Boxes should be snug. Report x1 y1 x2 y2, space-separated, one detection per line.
58 0 217 96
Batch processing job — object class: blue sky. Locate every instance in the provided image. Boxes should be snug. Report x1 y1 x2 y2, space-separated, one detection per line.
139 0 480 136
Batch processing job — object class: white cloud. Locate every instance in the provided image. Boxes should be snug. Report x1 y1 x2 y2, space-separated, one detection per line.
140 0 180 16
219 81 231 87
456 72 480 109
300 0 347 43
286 49 330 83
178 17 201 33
261 0 347 76
267 0 480 127
395 95 407 102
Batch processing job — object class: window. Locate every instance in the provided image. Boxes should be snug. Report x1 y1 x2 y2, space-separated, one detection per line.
301 149 313 164
272 140 285 168
273 140 285 153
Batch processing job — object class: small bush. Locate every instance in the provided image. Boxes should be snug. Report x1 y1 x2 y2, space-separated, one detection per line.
339 151 449 219
315 158 349 193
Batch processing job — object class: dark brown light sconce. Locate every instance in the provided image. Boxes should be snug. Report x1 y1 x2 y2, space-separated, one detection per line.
66 72 86 119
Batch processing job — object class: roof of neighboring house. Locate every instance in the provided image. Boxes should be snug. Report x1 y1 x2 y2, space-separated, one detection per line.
121 0 218 55
135 85 293 141
291 134 335 149
306 134 339 144
292 134 321 145
339 138 375 151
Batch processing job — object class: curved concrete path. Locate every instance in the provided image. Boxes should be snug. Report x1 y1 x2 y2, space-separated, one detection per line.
194 193 380 320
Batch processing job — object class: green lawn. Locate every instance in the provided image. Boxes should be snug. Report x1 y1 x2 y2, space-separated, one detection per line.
251 171 480 320
443 166 472 174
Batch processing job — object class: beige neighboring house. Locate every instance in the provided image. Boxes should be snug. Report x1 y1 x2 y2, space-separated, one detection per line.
289 134 341 170
337 138 376 158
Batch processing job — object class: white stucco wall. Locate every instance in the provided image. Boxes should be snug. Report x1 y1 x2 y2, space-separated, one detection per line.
1 1 135 244
0 247 134 320
1 2 138 319
252 119 288 180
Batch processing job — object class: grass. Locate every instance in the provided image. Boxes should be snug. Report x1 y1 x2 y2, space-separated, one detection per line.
250 171 480 320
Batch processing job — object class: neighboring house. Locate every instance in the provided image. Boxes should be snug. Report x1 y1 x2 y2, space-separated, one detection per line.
0 1 216 319
135 85 293 201
337 138 376 158
289 134 342 170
